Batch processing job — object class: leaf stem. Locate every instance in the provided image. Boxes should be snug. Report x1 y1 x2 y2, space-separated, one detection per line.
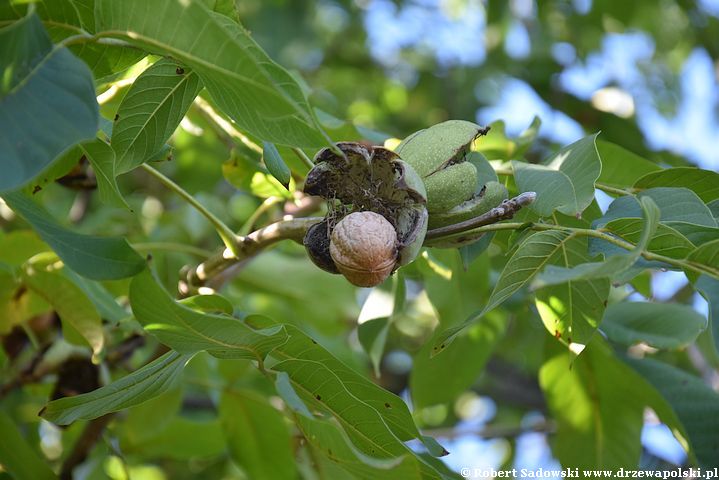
432 221 719 280
291 147 315 170
238 197 283 236
594 182 636 196
140 164 241 257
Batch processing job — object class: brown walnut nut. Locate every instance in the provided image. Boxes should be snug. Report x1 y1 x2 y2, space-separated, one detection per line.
329 211 398 287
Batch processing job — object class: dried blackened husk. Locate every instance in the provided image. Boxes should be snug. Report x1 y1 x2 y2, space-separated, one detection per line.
304 219 340 274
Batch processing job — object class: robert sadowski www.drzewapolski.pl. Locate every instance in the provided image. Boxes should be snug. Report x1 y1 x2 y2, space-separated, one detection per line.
460 468 716 479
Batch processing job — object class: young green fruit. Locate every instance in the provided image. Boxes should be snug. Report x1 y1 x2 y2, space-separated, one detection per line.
329 211 398 287
395 120 508 229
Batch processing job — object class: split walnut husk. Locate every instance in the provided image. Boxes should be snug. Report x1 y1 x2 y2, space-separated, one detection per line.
303 142 428 286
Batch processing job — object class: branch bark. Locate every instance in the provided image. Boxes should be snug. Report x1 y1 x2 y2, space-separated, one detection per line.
180 217 321 295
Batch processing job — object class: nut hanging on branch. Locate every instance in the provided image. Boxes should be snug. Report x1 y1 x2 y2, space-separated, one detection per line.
302 142 428 287
330 211 398 287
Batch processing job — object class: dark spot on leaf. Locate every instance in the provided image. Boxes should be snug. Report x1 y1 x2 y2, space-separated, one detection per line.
440 344 445 349
441 448 450 456
554 330 561 339
32 185 41 194
567 337 572 344
603 300 608 306
114 114 119 121
311 339 318 344
327 448 332 456
315 394 321 401
384 402 391 408
176 67 185 75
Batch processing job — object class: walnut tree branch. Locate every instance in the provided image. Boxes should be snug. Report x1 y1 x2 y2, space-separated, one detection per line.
424 191 537 242
181 217 321 295
181 192 536 294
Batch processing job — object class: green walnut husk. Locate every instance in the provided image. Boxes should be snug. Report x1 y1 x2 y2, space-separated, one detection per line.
396 120 508 229
303 143 428 278
427 181 508 229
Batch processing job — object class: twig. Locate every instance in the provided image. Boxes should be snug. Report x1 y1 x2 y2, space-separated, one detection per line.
424 192 536 241
182 185 719 293
180 217 321 295
60 414 115 480
141 164 241 257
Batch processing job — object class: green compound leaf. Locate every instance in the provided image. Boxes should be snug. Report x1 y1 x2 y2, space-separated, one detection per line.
129 269 288 360
634 167 719 203
2 191 145 280
0 10 98 192
537 197 659 285
601 302 707 349
433 229 573 354
96 0 329 149
512 134 601 217
112 58 203 173
41 351 193 425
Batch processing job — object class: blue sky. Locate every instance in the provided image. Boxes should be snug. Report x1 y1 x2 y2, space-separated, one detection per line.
362 0 719 169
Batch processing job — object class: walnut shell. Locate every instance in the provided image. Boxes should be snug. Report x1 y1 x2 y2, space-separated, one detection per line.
329 211 398 287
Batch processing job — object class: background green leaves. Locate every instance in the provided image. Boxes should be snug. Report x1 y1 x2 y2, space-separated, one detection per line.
512 134 600 217
0 10 98 192
96 0 329 149
2 191 145 280
2 0 719 476
112 58 203 173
